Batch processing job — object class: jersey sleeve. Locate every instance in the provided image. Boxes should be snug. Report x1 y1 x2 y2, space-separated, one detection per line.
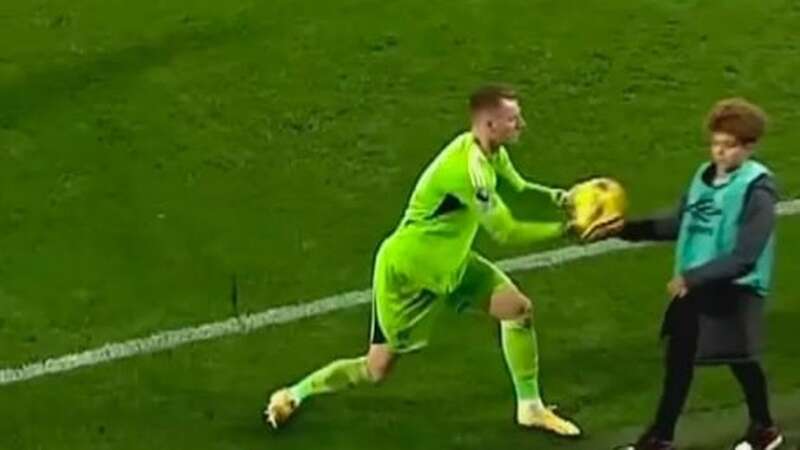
494 148 563 201
479 193 565 245
493 147 529 192
446 149 564 245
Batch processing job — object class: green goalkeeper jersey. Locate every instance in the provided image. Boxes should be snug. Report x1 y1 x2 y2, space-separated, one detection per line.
381 131 564 294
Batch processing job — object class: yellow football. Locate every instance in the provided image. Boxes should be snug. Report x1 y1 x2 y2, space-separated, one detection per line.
566 177 628 240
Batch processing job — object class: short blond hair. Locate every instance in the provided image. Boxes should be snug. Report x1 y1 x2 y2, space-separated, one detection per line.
469 84 518 114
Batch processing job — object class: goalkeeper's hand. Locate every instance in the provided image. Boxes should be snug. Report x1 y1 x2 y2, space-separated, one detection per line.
525 182 568 207
549 188 569 207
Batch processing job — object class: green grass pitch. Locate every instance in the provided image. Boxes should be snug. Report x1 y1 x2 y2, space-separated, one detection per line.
1 0 799 449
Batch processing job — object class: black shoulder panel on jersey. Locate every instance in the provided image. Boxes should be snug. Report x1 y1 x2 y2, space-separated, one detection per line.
428 193 466 219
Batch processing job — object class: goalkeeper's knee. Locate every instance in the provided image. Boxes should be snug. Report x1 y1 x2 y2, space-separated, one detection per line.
505 299 534 329
490 290 533 323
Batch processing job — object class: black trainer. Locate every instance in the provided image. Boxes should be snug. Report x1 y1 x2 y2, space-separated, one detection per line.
732 424 784 450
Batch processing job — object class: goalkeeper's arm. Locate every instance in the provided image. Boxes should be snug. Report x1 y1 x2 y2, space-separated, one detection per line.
478 192 566 246
495 149 567 204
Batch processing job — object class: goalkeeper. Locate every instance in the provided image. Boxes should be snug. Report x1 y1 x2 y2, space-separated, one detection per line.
266 84 581 436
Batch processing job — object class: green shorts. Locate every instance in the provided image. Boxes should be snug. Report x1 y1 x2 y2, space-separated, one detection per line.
369 248 515 353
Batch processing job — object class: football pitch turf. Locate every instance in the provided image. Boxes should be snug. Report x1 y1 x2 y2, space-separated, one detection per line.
1 0 799 449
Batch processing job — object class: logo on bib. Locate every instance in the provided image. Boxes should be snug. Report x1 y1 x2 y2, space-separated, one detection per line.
684 198 722 223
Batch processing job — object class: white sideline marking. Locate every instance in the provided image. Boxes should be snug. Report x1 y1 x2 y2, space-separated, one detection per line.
2 199 799 386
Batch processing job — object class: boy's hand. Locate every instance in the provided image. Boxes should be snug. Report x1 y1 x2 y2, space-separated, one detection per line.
667 276 689 299
582 218 625 242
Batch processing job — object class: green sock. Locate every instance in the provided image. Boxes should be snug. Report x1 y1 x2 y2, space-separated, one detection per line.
501 317 541 401
289 356 373 403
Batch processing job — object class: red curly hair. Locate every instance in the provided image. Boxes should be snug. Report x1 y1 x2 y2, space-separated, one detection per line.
706 98 767 145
